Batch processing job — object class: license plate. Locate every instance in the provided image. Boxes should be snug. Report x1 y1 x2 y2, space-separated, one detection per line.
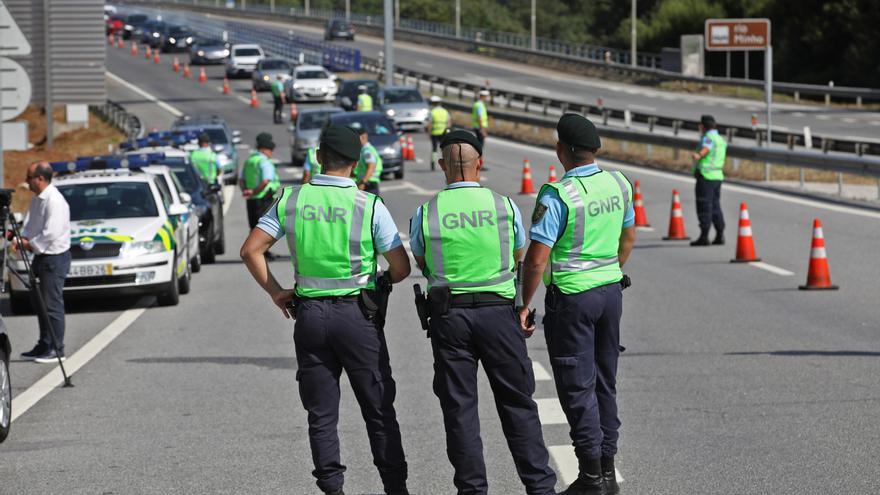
68 264 112 278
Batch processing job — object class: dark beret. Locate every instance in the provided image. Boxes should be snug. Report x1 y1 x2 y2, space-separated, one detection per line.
557 113 601 149
320 124 361 161
439 129 482 156
700 114 716 127
255 132 275 150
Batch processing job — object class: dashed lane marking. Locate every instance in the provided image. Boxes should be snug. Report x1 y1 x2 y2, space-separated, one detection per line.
748 261 795 276
416 61 433 69
636 226 655 232
107 72 183 117
532 361 552 381
548 445 624 486
536 397 567 425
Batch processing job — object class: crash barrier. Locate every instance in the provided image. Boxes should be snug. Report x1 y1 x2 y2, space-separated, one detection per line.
91 101 143 141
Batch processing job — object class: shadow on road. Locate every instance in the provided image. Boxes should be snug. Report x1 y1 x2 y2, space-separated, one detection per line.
127 356 295 370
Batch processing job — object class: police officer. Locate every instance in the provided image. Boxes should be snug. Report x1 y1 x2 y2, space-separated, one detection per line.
271 74 286 124
240 125 411 495
471 90 490 171
356 85 373 112
190 133 221 184
301 146 320 184
426 95 450 170
518 114 636 495
241 133 281 231
354 127 382 195
410 130 557 495
690 114 726 246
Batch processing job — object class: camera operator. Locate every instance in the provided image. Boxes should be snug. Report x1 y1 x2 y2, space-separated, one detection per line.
16 161 71 363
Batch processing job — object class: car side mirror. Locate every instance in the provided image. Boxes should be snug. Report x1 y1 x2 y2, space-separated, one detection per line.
341 97 352 107
168 203 189 216
179 192 192 204
232 136 242 145
209 183 223 193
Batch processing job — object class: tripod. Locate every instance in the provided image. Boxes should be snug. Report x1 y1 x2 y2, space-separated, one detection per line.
1 202 73 387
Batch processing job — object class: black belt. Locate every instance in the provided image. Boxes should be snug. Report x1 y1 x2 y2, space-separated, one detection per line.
448 292 513 308
299 294 359 303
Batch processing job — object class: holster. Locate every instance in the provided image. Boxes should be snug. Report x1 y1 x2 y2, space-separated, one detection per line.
621 274 632 290
359 272 392 327
285 288 300 319
413 284 430 335
427 286 451 317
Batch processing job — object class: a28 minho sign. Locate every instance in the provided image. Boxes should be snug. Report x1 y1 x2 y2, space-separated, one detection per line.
705 18 770 51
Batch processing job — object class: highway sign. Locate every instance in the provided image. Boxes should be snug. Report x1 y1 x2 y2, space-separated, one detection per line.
705 19 770 51
0 58 31 121
0 2 32 56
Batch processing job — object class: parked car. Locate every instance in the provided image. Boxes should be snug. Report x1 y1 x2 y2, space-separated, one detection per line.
328 111 404 179
290 107 344 165
171 114 241 184
324 19 355 41
378 86 430 131
106 14 125 35
225 44 265 78
286 65 338 103
189 39 230 65
159 24 195 52
140 20 166 48
336 79 380 111
252 58 294 92
122 13 149 39
0 316 10 443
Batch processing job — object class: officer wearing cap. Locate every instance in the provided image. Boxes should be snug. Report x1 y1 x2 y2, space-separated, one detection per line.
354 127 383 195
241 133 281 231
240 124 411 495
190 133 221 184
426 95 450 170
356 85 373 112
518 114 636 495
690 114 726 246
409 129 557 495
301 146 320 184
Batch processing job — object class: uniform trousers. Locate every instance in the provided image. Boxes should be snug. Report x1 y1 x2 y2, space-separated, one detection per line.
294 297 408 494
694 174 725 238
245 195 275 230
430 303 557 495
544 282 623 461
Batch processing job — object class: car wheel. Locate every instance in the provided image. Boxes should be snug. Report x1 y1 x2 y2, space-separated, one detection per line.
214 219 226 256
157 253 181 306
394 169 405 179
0 346 10 443
178 261 191 295
202 224 216 264
191 249 202 273
9 292 32 315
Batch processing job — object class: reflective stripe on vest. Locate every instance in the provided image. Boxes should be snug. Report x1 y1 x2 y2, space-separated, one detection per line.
696 131 726 180
430 107 450 136
471 101 488 128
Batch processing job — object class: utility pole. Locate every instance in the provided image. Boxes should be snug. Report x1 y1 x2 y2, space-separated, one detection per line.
345 0 350 20
765 45 773 145
630 0 637 66
43 0 53 146
395 0 400 27
455 0 461 38
383 0 394 86
530 0 536 51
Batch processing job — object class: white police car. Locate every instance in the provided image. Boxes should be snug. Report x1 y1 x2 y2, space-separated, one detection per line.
7 160 193 312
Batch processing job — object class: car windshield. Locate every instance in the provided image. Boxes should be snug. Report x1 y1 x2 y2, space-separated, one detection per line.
168 165 201 193
384 89 423 104
298 111 335 130
126 14 147 23
234 48 261 56
169 26 189 35
197 40 224 48
331 115 394 136
200 128 229 144
340 81 377 98
297 70 329 80
59 182 159 220
332 21 352 29
261 60 290 71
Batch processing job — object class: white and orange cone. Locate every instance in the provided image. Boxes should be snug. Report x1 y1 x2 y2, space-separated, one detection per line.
172 57 180 72
519 159 535 194
145 45 152 60
730 203 760 262
198 68 207 84
290 102 299 121
662 189 690 240
250 88 259 108
182 64 191 78
222 76 230 94
799 219 839 290
130 42 138 56
153 52 160 64
633 180 650 227
548 164 557 183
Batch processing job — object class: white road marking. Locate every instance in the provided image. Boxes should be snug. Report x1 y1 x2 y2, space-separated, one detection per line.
536 397 567 425
870 121 880 126
525 85 551 95
636 226 655 232
532 361 552 381
748 261 795 276
495 137 880 220
627 104 656 112
791 112 805 117
816 115 830 120
549 445 624 485
416 61 433 69
841 117 857 124
107 72 183 117
416 158 424 164
223 185 235 215
236 95 253 105
11 307 147 423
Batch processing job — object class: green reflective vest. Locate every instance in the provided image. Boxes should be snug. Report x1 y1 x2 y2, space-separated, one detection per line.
270 80 284 97
694 130 726 181
420 187 516 298
542 170 631 294
430 107 451 136
190 148 218 183
305 147 320 176
357 93 373 111
243 152 280 200
471 100 488 128
276 184 379 297
355 143 383 184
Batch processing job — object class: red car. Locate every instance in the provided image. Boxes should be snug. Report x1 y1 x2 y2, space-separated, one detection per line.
106 15 125 35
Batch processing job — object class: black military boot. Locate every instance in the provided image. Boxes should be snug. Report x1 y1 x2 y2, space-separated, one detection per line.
690 231 711 246
325 490 344 495
712 234 725 245
563 458 607 495
601 457 619 494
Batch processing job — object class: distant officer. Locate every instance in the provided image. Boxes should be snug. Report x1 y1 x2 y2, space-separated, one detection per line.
690 114 726 246
518 114 636 495
426 95 451 169
240 124 411 495
301 146 320 184
271 74 287 124
241 133 280 231
190 133 221 184
354 127 382 195
472 89 490 170
356 85 373 112
410 130 557 495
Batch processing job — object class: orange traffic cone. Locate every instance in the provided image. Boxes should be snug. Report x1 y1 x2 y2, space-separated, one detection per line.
182 64 191 78
799 219 838 290
153 52 160 64
519 159 535 194
548 164 557 183
406 135 415 160
108 33 115 46
662 189 690 240
399 136 407 158
290 102 299 121
145 46 152 60
250 89 259 108
198 68 207 84
633 180 650 227
222 77 230 94
130 42 138 56
117 37 124 49
730 203 760 262
172 57 180 72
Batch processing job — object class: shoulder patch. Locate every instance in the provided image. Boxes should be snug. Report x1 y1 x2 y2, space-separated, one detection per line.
532 203 548 224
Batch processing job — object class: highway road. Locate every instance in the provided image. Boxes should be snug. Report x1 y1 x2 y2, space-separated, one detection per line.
138 4 880 145
1 43 880 494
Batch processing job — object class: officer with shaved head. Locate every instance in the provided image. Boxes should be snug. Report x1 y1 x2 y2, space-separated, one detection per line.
409 130 557 495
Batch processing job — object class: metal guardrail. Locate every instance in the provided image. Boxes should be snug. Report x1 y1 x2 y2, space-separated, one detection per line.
91 101 143 140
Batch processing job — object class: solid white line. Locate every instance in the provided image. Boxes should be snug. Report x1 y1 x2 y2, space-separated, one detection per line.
636 226 655 232
748 261 795 276
532 361 552 381
494 137 880 220
536 398 567 425
11 307 147 423
548 445 624 485
235 95 252 105
525 85 551 95
222 185 235 215
416 61 433 69
107 72 183 117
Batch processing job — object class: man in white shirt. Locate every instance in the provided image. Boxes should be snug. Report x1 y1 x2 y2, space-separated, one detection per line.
18 161 72 363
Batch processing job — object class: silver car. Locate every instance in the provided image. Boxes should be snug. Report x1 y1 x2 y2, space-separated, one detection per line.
189 39 230 65
252 58 294 92
290 107 344 165
378 86 430 131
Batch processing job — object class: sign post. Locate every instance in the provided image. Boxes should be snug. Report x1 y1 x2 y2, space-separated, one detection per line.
705 18 772 144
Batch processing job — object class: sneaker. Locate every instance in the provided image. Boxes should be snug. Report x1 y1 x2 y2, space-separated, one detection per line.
34 349 66 364
562 473 607 495
20 344 47 360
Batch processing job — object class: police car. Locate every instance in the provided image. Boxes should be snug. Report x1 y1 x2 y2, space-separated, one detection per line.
7 158 193 312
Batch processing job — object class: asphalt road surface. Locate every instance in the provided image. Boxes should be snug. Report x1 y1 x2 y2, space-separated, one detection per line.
1 46 879 495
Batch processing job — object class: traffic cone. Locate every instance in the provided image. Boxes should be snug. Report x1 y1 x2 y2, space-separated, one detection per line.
799 219 838 290
117 37 124 49
662 189 690 240
290 102 298 121
222 76 230 94
548 164 557 183
182 64 191 78
153 52 160 64
172 57 180 72
130 42 138 56
406 135 415 160
633 180 650 227
399 136 407 159
145 46 152 60
250 89 259 108
519 159 535 194
730 203 760 262
108 33 115 46
198 68 207 84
